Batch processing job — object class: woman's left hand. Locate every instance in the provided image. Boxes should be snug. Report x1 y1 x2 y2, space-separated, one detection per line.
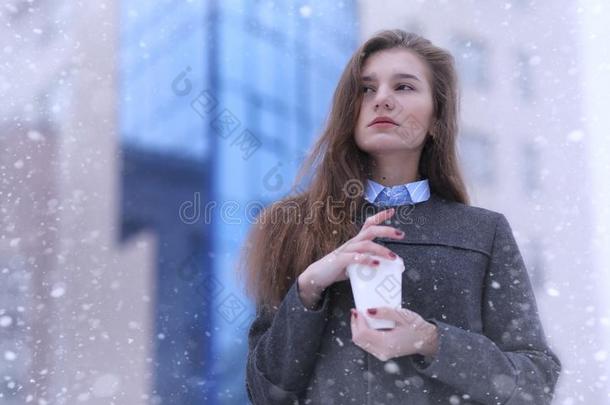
350 306 439 362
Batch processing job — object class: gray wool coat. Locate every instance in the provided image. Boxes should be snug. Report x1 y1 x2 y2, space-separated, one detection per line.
245 191 562 404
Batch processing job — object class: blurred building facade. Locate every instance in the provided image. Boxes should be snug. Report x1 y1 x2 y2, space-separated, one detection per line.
1 0 358 403
119 0 358 403
1 1 155 405
579 3 610 402
359 0 610 403
120 2 214 403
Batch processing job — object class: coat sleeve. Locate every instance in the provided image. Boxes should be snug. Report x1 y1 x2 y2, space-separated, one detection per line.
245 279 331 404
409 213 562 404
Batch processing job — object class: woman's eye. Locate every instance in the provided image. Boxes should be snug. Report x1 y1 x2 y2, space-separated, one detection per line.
362 84 413 93
397 84 414 91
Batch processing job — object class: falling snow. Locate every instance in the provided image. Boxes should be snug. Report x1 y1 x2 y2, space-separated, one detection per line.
4 351 17 361
1 1 610 404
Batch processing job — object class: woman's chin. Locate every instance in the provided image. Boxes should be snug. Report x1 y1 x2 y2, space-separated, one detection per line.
361 138 423 152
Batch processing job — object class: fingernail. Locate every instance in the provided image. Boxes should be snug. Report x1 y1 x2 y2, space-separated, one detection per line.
367 308 377 315
372 260 380 266
389 252 397 259
395 230 404 236
351 309 358 318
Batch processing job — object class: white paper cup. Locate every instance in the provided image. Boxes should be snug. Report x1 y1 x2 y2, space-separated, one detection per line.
347 255 405 329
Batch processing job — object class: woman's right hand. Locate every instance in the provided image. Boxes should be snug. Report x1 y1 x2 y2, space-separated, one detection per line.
298 207 405 299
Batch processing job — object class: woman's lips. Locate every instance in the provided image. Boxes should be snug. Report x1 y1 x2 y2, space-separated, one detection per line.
370 122 398 127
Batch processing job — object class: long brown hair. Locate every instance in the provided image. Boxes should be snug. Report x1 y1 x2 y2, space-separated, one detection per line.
237 29 470 310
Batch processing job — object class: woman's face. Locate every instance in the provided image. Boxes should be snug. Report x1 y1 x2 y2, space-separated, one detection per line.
354 48 435 158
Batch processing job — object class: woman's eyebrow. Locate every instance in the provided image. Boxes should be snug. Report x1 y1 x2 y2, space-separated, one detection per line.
361 73 421 82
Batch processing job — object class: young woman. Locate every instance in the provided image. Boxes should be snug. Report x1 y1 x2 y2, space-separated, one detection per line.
239 29 561 404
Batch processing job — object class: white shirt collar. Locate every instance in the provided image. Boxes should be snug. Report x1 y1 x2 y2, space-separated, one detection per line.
364 178 431 204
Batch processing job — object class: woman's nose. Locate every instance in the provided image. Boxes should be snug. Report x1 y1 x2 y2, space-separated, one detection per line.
375 100 394 111
374 92 395 111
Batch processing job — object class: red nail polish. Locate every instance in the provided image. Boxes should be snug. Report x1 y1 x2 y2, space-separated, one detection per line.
395 230 403 236
389 252 397 259
372 260 380 266
367 308 377 315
